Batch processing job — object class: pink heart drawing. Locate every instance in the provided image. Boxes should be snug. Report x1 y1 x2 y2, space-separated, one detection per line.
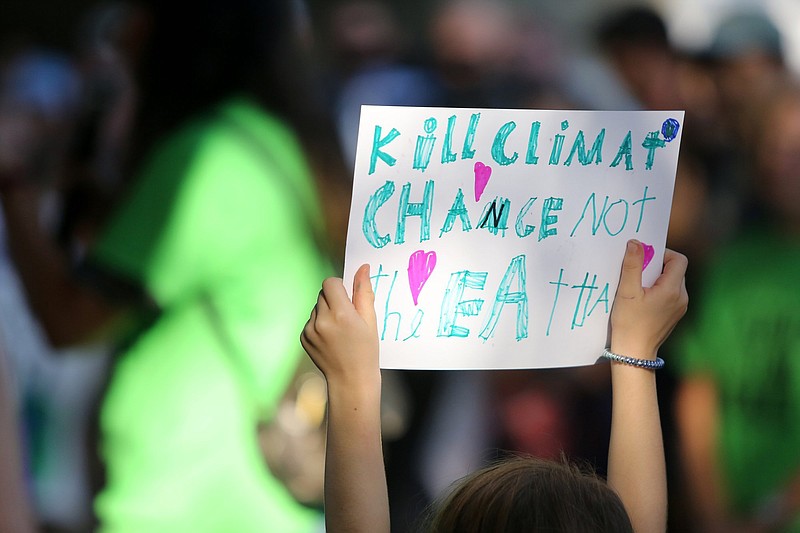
407 250 437 306
642 243 655 271
474 161 492 202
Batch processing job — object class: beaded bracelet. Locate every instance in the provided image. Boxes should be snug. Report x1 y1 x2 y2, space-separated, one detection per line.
601 348 665 370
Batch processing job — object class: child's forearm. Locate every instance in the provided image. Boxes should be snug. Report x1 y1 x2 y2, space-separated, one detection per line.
324 377 390 533
300 266 389 532
607 348 666 533
605 244 686 533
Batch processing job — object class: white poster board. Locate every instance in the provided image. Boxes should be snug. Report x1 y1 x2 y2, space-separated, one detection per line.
344 106 683 370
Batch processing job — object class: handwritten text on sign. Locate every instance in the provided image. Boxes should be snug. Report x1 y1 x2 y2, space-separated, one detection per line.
344 107 683 370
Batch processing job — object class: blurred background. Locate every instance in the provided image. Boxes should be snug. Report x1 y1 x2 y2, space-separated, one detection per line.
2 0 800 532
5 0 800 68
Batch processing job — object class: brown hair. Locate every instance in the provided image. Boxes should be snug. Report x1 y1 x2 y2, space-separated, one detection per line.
425 456 634 533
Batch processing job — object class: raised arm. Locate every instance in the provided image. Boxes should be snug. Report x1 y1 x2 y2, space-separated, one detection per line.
300 264 390 533
0 345 38 533
607 241 688 533
0 187 121 346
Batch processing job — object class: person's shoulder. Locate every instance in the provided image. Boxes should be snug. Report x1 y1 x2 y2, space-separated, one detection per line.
214 97 302 149
143 99 293 166
138 113 217 179
186 98 309 176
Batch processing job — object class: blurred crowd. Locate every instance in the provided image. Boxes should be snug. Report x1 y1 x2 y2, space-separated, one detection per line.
1 1 800 532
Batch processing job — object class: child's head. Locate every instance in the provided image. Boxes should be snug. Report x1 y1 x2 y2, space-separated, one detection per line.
425 456 633 533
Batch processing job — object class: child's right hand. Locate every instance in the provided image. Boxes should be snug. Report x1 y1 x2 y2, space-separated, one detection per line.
300 264 380 388
610 240 689 359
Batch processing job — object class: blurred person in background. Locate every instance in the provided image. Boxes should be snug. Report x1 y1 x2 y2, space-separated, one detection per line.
596 5 683 111
428 0 526 109
426 0 581 111
675 79 800 533
0 44 113 532
710 10 787 148
0 340 37 533
596 5 738 268
0 0 341 531
327 0 444 171
705 9 790 240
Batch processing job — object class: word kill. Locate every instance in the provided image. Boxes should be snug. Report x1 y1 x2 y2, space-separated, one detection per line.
367 115 678 175
371 256 611 343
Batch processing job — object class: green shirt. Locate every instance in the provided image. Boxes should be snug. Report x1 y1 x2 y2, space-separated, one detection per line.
91 99 327 532
678 232 800 530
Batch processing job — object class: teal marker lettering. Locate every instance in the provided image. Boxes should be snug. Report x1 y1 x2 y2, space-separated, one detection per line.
396 180 434 245
632 185 656 232
369 126 401 175
564 128 605 166
602 199 629 236
570 193 607 237
437 271 487 337
546 268 567 336
515 197 538 237
525 121 541 164
549 120 569 165
610 131 633 170
571 273 598 329
641 131 666 170
413 117 437 171
479 254 528 341
461 113 481 160
439 188 473 237
379 268 402 341
402 309 425 341
363 180 396 248
441 114 458 164
539 197 563 241
491 121 519 166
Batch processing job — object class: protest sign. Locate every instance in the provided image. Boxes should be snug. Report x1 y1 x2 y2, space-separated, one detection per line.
344 106 683 369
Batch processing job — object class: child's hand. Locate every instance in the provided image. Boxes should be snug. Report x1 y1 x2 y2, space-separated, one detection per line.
300 264 380 388
610 240 688 358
